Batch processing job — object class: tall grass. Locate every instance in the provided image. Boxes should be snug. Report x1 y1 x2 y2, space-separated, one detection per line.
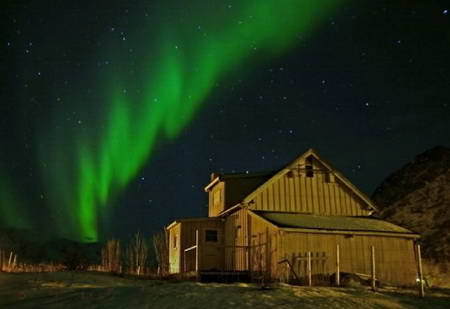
423 260 450 288
0 249 65 273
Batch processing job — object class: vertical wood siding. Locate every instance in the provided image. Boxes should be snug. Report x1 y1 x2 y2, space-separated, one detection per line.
208 182 225 217
250 160 372 216
169 219 224 273
247 212 280 278
168 223 181 274
224 209 249 271
281 232 417 286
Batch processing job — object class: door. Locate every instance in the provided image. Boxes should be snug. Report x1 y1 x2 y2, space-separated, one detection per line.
202 229 223 271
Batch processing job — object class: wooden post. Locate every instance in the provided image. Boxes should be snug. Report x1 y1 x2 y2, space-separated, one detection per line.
336 244 340 286
247 215 252 272
417 244 425 298
265 227 270 278
183 250 187 273
307 251 312 287
195 229 199 272
371 246 376 291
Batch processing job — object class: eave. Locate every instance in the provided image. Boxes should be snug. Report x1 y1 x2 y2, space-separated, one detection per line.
204 177 220 192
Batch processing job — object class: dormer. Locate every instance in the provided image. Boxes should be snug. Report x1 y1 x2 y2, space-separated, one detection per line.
205 173 225 217
204 171 275 217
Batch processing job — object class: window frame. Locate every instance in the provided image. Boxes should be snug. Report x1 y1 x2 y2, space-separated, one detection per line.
204 229 219 243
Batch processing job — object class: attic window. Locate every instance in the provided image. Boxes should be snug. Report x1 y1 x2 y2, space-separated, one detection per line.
173 235 177 248
205 230 218 242
305 156 314 177
325 172 335 183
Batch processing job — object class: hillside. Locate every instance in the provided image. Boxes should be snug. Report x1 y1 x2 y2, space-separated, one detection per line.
372 146 450 260
0 227 101 265
1 272 449 309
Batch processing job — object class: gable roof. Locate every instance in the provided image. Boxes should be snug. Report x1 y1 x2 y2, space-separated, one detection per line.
253 211 416 235
242 148 379 212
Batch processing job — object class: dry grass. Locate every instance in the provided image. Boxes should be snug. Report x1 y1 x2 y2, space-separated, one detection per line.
0 249 65 273
423 260 450 288
0 271 449 309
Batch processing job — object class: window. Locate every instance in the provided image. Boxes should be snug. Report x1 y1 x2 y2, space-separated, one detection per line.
173 235 177 248
205 229 218 242
305 156 314 177
325 172 335 183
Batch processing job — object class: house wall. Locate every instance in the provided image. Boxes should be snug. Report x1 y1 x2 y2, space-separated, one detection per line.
224 209 250 271
280 231 417 286
249 159 372 216
208 182 225 217
248 211 281 278
168 223 181 274
180 219 224 272
224 209 281 276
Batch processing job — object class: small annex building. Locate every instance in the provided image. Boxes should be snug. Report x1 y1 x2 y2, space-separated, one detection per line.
166 149 420 285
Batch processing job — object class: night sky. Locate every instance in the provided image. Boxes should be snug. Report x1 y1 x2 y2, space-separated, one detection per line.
1 0 449 243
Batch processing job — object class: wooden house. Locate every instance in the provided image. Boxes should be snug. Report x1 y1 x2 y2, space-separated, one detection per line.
166 149 420 286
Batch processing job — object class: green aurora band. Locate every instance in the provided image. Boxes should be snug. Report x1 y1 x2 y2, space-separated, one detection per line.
0 170 31 229
40 0 343 242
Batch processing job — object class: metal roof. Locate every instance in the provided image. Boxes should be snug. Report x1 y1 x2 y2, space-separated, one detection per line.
254 211 415 234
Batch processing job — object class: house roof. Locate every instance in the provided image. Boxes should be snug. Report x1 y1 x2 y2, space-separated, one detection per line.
243 148 379 213
253 211 416 235
204 170 276 192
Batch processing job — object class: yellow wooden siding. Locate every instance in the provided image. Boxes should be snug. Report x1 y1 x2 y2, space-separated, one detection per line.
250 165 371 216
180 220 224 272
208 182 225 217
281 232 417 286
247 212 281 279
168 223 181 274
224 209 249 271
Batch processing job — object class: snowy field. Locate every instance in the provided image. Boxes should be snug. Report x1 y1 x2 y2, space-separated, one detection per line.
1 272 449 309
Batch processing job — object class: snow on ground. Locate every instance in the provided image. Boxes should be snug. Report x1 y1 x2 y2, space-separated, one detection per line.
1 272 449 309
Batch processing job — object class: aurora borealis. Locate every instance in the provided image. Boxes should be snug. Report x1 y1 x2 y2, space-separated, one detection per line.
4 1 342 242
1 0 450 243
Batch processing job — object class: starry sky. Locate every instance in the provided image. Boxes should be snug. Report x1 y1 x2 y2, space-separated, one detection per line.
1 0 449 242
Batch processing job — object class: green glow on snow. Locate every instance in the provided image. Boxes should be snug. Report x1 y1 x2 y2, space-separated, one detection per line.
41 0 343 242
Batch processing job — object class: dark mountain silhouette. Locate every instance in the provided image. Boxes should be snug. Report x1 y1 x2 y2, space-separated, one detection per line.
372 146 450 260
0 227 101 265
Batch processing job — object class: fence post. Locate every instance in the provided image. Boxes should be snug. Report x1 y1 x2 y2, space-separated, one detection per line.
417 244 425 298
184 250 187 273
195 229 199 271
371 246 376 291
307 251 312 287
195 229 200 280
336 244 340 286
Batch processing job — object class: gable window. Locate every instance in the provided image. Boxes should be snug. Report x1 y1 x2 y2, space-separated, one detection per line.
325 172 335 183
173 235 177 248
305 156 314 177
205 229 218 242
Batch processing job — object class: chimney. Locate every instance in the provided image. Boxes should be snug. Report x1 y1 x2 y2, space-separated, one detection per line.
210 173 219 181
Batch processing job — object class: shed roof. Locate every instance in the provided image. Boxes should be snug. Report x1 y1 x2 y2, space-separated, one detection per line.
254 211 416 234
